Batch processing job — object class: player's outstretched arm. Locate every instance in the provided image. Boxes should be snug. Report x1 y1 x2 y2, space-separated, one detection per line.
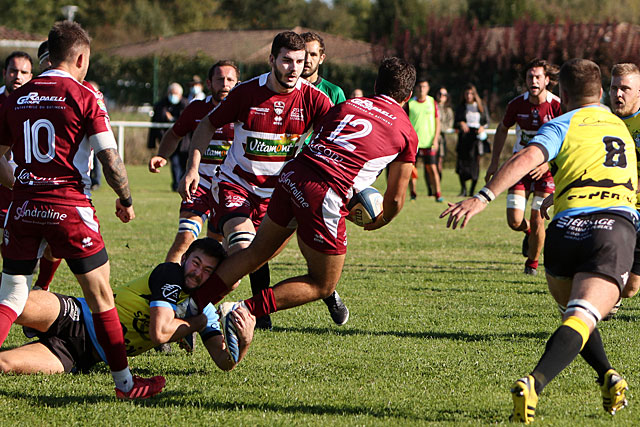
96 148 135 223
441 145 546 229
365 161 413 231
203 306 255 371
485 122 509 182
149 306 207 345
178 119 215 202
149 128 182 173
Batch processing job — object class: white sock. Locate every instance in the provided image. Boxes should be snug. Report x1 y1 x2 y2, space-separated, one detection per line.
112 367 133 392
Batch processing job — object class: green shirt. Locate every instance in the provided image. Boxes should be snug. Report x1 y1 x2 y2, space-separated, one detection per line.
408 96 437 149
303 76 346 145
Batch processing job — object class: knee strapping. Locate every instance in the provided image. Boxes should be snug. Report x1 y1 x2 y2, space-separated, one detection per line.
506 194 527 210
178 218 202 239
531 196 545 211
226 231 255 249
0 273 32 316
566 299 602 325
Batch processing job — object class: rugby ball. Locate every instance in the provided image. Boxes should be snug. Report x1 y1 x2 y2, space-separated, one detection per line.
347 187 383 226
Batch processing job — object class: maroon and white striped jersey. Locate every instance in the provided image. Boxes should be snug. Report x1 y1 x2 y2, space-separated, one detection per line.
172 95 234 185
296 95 418 198
502 91 562 153
207 73 333 199
0 69 112 206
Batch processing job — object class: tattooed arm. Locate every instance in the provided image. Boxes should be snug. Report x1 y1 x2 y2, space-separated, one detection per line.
96 148 135 223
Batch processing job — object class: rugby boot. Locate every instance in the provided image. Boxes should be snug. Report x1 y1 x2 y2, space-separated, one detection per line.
323 291 349 326
510 375 538 424
600 369 628 415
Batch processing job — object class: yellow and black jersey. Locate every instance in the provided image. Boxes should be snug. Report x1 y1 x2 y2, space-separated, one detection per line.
79 262 189 358
530 105 638 222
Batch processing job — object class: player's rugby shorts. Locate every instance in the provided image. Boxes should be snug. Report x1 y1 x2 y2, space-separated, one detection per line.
545 212 636 292
2 200 105 261
180 181 214 218
510 169 555 195
267 162 348 255
209 180 269 231
36 293 101 373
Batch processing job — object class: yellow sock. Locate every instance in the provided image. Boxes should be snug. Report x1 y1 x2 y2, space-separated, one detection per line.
563 316 590 350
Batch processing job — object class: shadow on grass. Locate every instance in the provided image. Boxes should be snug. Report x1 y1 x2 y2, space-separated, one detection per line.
271 326 548 342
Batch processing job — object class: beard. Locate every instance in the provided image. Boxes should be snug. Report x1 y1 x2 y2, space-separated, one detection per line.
301 63 318 79
274 66 298 89
213 89 229 102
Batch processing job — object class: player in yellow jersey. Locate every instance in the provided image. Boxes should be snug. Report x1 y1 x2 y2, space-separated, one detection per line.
609 63 640 303
0 239 254 374
442 59 634 423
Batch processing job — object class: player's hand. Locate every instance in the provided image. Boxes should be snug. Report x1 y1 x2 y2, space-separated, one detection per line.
231 306 256 345
178 169 199 203
459 122 470 134
529 162 549 180
115 199 135 223
364 212 390 231
484 163 498 183
540 194 554 220
439 197 487 229
148 155 167 173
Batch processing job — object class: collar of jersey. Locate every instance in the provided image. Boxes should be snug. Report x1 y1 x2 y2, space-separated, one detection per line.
40 68 79 83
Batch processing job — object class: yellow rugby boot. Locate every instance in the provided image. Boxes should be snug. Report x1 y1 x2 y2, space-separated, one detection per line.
601 369 628 415
510 375 538 424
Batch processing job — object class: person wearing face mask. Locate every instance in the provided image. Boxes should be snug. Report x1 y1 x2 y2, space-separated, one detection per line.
148 82 188 191
188 75 206 102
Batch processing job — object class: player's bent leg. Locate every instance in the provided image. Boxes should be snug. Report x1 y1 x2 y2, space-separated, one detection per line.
16 290 61 333
506 191 528 231
524 192 549 275
0 342 65 374
271 235 346 311
165 212 205 263
622 273 640 298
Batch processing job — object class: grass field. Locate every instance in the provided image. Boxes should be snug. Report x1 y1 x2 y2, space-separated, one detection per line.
0 166 639 426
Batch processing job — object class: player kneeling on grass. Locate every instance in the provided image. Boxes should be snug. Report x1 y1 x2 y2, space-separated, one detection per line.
189 57 418 362
441 59 634 423
0 238 254 377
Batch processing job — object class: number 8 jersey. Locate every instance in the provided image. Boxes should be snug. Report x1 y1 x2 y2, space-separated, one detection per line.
529 105 638 220
0 69 112 207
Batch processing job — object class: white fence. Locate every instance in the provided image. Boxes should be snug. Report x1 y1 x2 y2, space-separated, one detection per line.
110 121 516 162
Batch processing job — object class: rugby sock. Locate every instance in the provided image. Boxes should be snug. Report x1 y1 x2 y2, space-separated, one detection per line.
0 304 17 346
531 317 589 395
250 263 270 296
34 258 62 291
525 259 538 269
243 287 277 318
92 308 129 373
193 272 231 309
112 367 134 393
579 327 612 384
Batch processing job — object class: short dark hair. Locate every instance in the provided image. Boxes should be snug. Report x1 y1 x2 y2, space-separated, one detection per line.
374 57 416 103
559 58 602 101
300 32 325 55
524 58 559 90
4 51 32 71
416 76 429 85
208 60 240 81
183 238 226 262
48 21 91 66
270 31 305 58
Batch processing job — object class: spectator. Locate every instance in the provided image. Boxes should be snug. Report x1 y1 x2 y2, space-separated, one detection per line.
454 83 488 197
148 83 188 191
436 86 454 180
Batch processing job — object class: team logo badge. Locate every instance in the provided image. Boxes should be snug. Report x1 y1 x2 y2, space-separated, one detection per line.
161 284 182 300
82 237 93 248
274 101 285 116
